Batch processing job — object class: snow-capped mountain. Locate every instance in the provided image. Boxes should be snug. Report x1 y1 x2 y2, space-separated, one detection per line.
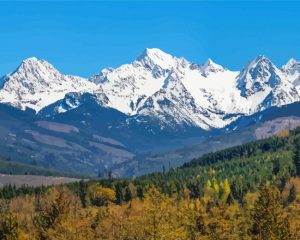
0 57 96 111
0 49 300 131
237 55 300 112
199 58 226 76
89 48 175 115
1 49 300 176
89 48 245 128
237 55 282 98
282 58 300 87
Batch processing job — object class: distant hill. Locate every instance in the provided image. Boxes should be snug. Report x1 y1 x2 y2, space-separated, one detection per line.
127 126 300 202
0 156 79 177
127 115 300 177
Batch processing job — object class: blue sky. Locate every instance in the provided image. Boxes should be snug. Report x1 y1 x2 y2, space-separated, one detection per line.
0 1 300 77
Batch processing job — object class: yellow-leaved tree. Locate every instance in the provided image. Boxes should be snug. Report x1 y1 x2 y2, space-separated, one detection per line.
89 184 116 207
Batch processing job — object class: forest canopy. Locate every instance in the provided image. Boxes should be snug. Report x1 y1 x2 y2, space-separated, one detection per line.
1 127 300 239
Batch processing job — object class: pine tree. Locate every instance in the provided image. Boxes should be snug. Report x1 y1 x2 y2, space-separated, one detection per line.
251 184 293 239
287 185 297 204
293 137 300 175
33 188 71 239
162 165 166 174
137 186 144 200
108 170 113 181
278 175 289 192
124 186 132 202
79 179 87 208
115 183 124 204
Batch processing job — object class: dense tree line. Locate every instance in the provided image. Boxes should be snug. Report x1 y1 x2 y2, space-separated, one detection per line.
1 181 299 239
0 184 47 200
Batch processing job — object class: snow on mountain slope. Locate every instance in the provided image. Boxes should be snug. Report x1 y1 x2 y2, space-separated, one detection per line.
90 49 245 128
39 91 109 116
237 55 282 97
91 51 300 128
180 60 246 115
135 72 212 129
89 48 178 114
1 49 300 131
282 58 300 88
259 82 300 110
199 58 226 75
0 57 97 111
237 55 300 112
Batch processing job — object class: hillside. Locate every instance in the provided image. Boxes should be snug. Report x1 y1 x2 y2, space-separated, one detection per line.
0 156 78 177
1 99 300 178
123 115 300 176
1 127 300 239
127 127 297 198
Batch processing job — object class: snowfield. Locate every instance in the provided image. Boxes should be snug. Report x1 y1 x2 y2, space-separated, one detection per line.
0 48 300 130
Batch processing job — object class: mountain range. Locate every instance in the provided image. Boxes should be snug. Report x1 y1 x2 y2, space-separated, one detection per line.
0 48 300 176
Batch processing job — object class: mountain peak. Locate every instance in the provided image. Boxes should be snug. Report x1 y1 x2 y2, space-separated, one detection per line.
204 58 223 68
206 58 214 64
200 58 225 74
282 58 300 83
282 58 298 71
243 55 274 71
248 54 273 67
20 57 50 68
0 57 95 112
136 48 175 69
287 58 297 65
22 57 39 63
256 54 267 60
16 57 58 75
138 48 170 58
237 55 283 98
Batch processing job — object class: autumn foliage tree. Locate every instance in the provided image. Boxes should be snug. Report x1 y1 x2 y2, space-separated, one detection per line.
251 184 293 240
33 188 71 239
89 184 116 207
0 210 19 240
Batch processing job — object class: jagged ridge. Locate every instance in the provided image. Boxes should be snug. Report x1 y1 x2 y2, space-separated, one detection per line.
0 49 300 131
